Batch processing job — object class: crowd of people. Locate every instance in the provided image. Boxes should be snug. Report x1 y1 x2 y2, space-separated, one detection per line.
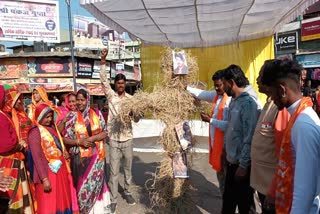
188 60 320 214
0 49 139 214
0 49 319 214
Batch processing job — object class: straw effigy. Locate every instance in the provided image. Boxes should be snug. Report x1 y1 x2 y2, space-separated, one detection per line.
115 47 205 213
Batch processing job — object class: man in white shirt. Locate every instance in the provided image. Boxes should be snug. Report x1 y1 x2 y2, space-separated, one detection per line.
100 49 140 214
187 70 231 194
261 59 320 214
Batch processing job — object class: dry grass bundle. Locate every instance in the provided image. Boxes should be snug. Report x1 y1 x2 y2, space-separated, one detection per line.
114 47 204 212
145 157 195 214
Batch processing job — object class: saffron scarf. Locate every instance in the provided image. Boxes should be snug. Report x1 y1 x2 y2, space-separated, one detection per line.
75 109 105 160
34 104 68 173
275 97 313 213
208 93 228 171
28 86 61 123
3 84 31 148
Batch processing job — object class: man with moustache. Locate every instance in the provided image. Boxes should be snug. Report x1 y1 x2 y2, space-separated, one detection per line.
186 70 231 194
221 65 260 214
260 59 320 213
250 60 290 214
100 48 140 214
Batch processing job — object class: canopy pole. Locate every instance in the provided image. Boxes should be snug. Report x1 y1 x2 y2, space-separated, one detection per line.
66 0 77 92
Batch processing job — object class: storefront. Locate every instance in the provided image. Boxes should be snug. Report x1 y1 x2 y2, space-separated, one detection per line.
0 52 142 108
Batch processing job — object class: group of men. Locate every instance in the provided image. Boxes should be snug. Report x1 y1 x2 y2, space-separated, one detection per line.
187 60 320 213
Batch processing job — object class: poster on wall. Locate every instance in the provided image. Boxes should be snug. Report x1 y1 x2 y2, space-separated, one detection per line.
0 0 60 43
77 59 93 78
0 58 28 79
27 57 72 77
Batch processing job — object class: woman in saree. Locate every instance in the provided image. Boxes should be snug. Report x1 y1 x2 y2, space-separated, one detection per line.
0 84 35 213
56 92 79 213
27 86 49 122
64 88 111 213
28 103 72 214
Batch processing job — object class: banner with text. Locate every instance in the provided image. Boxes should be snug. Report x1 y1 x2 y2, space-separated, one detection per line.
77 58 93 78
301 17 320 41
0 0 60 43
27 57 72 77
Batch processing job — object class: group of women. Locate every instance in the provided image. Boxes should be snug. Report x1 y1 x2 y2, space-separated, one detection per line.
0 84 111 214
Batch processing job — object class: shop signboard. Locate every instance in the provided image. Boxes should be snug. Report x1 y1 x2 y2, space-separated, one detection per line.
301 17 320 41
296 54 320 68
77 58 93 78
92 60 110 79
0 58 28 79
29 83 73 92
27 57 72 77
275 32 297 52
85 84 104 95
0 0 60 43
29 78 73 92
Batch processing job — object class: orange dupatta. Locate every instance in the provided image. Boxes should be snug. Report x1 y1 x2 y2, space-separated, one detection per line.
209 93 228 171
75 109 105 160
275 97 313 213
37 125 64 166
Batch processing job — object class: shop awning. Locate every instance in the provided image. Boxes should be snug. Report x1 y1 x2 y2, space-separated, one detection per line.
80 0 317 48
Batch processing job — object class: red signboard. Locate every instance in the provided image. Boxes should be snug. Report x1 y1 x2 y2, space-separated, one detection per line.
301 18 320 41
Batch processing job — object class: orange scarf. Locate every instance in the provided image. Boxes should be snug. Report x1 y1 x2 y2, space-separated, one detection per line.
12 109 32 149
275 97 313 213
37 125 64 167
75 109 105 160
208 93 228 171
28 86 61 123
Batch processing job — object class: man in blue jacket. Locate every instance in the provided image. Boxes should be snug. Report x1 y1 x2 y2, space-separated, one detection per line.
221 65 260 214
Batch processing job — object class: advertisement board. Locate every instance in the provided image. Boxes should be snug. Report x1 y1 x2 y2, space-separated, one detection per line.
0 58 28 79
275 31 297 53
27 57 72 77
301 17 320 41
0 0 60 43
296 54 320 68
92 60 110 79
86 84 104 95
29 78 73 92
77 58 93 78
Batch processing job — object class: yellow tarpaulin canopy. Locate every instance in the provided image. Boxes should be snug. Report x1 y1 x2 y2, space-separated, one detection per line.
141 36 274 103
